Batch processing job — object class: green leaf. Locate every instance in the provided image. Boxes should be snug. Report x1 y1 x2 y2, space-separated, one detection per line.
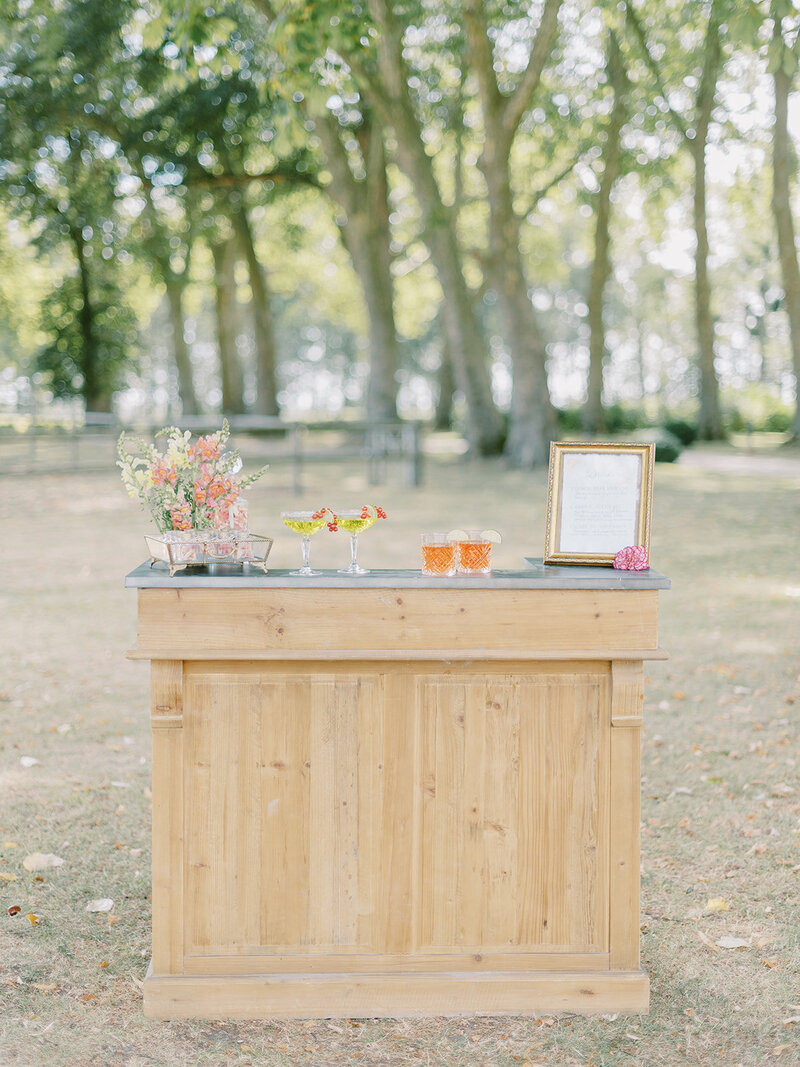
141 15 168 51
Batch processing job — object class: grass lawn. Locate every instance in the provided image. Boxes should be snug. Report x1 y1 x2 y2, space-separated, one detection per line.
1 445 799 1066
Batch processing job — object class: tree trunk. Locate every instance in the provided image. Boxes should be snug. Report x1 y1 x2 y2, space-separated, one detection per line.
462 0 562 465
435 334 456 430
584 33 626 435
772 21 800 438
317 115 400 421
362 0 505 454
212 236 244 414
390 133 503 450
164 274 199 415
692 139 722 439
479 131 555 465
232 204 279 416
625 0 723 437
71 226 109 412
692 2 724 440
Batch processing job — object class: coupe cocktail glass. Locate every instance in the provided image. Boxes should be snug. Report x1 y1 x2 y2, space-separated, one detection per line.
281 509 335 576
336 505 386 576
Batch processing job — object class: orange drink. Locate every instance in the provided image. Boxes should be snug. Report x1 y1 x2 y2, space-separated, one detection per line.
448 528 501 575
458 538 492 573
421 533 457 576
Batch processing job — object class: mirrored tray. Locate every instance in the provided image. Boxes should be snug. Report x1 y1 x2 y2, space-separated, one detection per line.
145 533 273 577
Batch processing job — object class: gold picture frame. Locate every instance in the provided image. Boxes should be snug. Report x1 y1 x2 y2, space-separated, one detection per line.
544 442 655 566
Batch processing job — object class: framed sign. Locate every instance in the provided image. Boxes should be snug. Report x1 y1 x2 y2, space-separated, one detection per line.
544 442 655 566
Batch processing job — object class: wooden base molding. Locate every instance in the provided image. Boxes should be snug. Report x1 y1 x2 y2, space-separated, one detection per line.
143 964 650 1019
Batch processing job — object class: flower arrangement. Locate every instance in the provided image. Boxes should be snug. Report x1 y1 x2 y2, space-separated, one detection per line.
117 421 268 533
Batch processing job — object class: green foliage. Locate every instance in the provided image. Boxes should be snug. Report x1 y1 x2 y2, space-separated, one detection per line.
36 273 138 402
604 403 647 434
556 406 584 434
633 426 684 462
662 416 698 446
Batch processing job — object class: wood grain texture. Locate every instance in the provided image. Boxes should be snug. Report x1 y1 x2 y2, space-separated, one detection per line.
137 588 659 653
129 647 669 661
137 586 660 1017
143 969 650 1019
611 660 645 726
181 951 611 975
150 661 184 974
609 720 642 969
177 663 609 962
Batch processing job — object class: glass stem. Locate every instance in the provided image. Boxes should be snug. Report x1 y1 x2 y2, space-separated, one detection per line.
350 533 359 569
301 535 311 571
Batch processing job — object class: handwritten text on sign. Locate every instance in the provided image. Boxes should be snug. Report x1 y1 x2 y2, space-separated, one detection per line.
558 452 642 554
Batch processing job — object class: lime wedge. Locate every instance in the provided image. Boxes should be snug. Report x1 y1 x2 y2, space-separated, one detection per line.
481 529 502 543
447 528 469 541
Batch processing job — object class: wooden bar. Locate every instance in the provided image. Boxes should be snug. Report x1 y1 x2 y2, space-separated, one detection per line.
127 566 668 1018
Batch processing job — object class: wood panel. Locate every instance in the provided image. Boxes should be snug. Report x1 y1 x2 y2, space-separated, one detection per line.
183 671 381 956
182 951 611 975
150 661 184 975
420 673 608 953
137 588 659 654
179 662 609 965
609 661 644 969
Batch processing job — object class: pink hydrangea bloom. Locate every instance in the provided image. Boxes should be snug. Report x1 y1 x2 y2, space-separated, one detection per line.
613 545 649 571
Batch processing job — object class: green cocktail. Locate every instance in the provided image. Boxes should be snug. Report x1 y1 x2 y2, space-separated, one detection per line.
281 509 334 576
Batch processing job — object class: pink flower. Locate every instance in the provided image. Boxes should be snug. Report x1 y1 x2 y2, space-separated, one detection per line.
170 502 193 531
196 436 220 461
613 545 649 571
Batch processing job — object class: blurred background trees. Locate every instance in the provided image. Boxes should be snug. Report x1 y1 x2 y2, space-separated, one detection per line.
1 0 799 463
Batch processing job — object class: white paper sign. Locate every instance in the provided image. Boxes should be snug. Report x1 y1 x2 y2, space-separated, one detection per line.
557 452 642 554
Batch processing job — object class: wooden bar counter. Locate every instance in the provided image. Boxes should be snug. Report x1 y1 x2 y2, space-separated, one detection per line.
125 561 669 1019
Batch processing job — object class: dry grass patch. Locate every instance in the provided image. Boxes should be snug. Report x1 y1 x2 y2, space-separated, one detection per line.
1 446 799 1066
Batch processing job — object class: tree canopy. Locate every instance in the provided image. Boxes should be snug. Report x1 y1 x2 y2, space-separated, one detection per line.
1 0 799 457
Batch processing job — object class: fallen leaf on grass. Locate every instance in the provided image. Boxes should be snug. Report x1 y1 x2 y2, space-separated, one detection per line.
26 913 40 925
716 936 749 949
31 983 57 992
98 961 109 968
697 931 721 952
783 1017 800 1025
107 915 120 927
79 993 97 1003
762 958 780 968
4 841 18 848
0 873 17 882
772 783 795 797
7 905 21 916
773 1045 794 1057
705 897 730 912
85 898 114 913
22 853 64 872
